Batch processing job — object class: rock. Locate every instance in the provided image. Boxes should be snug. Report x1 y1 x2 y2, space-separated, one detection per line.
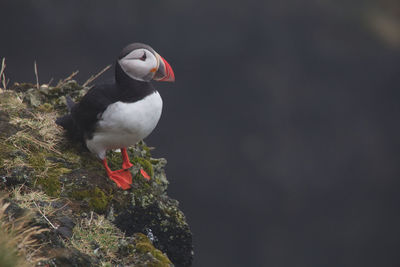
0 81 194 266
0 110 18 138
115 199 193 267
24 88 43 107
56 226 73 239
4 166 32 186
47 248 95 267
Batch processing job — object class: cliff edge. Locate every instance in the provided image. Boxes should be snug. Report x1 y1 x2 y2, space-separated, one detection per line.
0 77 193 267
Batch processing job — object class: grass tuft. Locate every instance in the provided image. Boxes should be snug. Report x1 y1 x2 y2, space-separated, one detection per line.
0 58 9 90
0 197 48 266
70 213 123 262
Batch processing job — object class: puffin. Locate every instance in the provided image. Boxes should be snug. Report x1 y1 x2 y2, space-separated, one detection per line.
56 43 175 190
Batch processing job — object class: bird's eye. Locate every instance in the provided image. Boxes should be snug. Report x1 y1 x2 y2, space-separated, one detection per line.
140 52 146 61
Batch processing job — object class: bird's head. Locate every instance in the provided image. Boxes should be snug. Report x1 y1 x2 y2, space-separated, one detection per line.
117 43 175 82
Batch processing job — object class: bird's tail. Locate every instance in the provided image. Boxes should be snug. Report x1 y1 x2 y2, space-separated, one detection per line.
55 114 73 130
55 96 76 136
66 96 75 112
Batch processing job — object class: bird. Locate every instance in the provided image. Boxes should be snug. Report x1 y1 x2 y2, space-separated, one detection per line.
56 43 175 190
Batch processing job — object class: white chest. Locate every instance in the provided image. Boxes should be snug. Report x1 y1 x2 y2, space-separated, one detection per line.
88 91 163 152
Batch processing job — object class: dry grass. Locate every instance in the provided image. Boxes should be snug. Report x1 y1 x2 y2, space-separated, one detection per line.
1 156 28 174
11 186 69 230
12 186 59 218
69 213 123 262
8 111 63 155
0 57 9 90
0 90 25 112
56 70 79 87
0 197 49 266
1 88 63 156
82 64 111 87
33 61 39 90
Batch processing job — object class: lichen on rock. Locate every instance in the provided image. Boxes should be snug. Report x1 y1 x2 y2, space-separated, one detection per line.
0 78 193 266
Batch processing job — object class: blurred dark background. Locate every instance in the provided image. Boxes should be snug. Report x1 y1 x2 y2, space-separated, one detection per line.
1 1 400 266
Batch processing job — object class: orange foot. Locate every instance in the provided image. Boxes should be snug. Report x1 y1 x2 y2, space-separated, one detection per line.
121 147 151 180
102 159 132 189
102 148 152 190
140 169 151 180
108 169 132 190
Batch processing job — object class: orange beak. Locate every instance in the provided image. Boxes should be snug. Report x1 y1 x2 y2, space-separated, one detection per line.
153 54 175 82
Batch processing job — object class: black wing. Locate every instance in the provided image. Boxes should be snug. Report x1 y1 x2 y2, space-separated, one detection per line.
56 83 120 143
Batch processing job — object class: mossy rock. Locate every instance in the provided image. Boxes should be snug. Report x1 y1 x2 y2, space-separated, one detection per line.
133 233 172 266
133 157 154 178
0 111 18 138
0 80 193 266
115 198 193 266
71 187 112 214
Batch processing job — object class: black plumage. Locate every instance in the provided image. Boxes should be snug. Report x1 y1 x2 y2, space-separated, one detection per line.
56 62 155 143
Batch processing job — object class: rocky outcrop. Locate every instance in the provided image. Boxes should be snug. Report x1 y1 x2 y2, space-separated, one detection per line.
0 80 193 267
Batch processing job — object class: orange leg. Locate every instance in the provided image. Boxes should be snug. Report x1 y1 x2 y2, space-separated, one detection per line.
120 147 151 180
121 148 134 169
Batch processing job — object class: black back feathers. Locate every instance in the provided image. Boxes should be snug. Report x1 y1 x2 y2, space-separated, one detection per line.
56 63 155 144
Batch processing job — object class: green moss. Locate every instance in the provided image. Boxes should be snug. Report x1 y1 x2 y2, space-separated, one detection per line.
28 153 46 172
37 103 53 112
89 187 111 213
28 152 70 197
80 156 102 171
70 215 122 262
129 178 156 209
127 244 135 251
58 143 103 174
105 150 123 170
60 148 81 165
105 149 154 179
134 233 172 266
37 175 61 197
135 242 153 254
152 249 172 265
71 187 112 213
137 141 152 158
133 158 154 178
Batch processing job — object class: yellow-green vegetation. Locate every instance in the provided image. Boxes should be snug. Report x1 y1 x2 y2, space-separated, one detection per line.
0 197 48 267
70 214 122 262
12 186 58 216
71 187 112 213
0 92 25 116
134 233 172 267
0 89 69 197
133 157 154 178
105 144 154 178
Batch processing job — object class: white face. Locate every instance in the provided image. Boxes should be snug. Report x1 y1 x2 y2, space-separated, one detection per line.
118 48 159 81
